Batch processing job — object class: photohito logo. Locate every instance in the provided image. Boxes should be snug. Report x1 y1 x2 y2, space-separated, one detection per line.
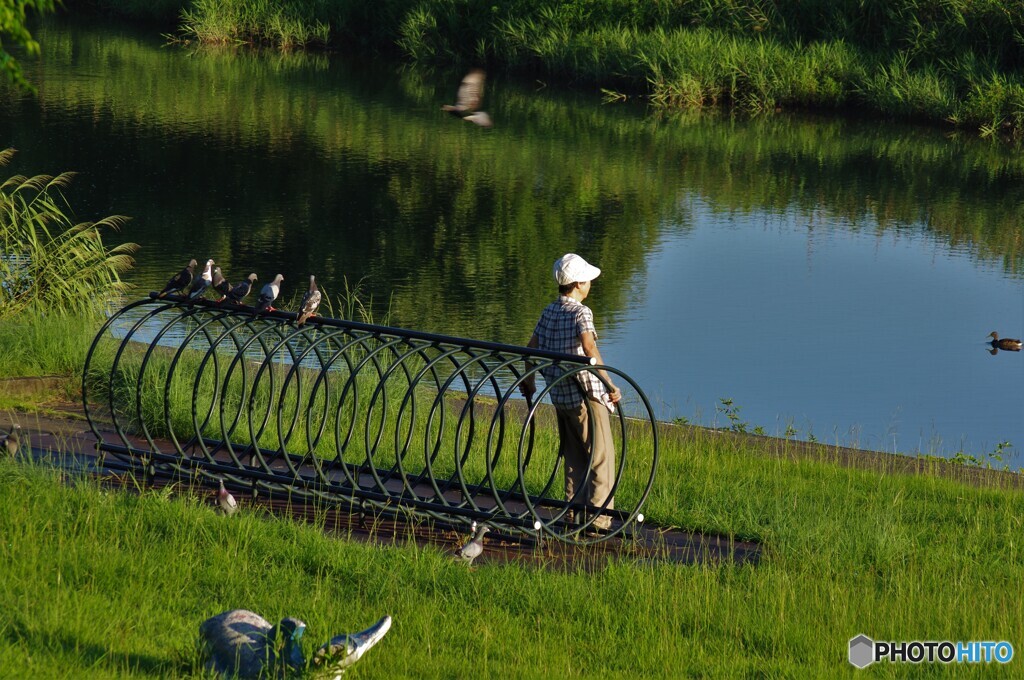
849 634 1014 668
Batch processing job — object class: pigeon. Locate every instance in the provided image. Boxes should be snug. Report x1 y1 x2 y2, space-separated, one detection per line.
211 266 231 301
2 424 21 457
312 615 392 678
255 274 284 312
198 610 306 680
217 478 238 516
442 69 493 127
226 273 258 305
156 259 197 298
455 523 490 566
295 275 321 327
188 259 215 300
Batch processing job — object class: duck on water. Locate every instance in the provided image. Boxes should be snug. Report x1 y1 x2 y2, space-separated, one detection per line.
988 331 1022 353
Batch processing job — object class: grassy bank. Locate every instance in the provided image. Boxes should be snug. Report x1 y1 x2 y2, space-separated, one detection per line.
70 0 1024 135
2 414 1023 677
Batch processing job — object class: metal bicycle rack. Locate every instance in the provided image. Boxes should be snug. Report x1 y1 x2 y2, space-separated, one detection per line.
82 294 659 544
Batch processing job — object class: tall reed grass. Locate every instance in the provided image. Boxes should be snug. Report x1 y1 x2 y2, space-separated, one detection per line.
0 149 138 320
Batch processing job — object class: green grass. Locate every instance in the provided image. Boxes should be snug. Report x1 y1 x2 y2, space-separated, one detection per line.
1 419 1022 677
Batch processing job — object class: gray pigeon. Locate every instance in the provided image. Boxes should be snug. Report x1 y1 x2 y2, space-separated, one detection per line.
2 424 21 457
157 259 196 298
442 69 493 127
198 609 306 679
312 615 392 678
211 266 231 301
226 273 258 305
295 275 321 327
217 479 238 516
188 259 215 300
256 274 284 312
455 523 490 566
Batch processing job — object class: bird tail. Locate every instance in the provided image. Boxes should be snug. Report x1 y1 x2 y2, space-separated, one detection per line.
296 312 310 327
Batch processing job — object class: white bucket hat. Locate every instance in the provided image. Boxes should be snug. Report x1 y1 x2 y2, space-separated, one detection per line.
553 253 601 285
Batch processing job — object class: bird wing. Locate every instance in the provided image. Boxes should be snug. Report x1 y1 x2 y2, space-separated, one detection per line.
457 70 485 111
170 268 191 289
227 281 249 301
199 610 272 677
464 111 493 128
300 289 321 314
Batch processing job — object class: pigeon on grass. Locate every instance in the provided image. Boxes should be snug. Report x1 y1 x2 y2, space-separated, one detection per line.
217 478 238 516
455 522 490 566
2 424 21 457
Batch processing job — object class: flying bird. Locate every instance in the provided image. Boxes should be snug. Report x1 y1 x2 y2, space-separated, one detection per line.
188 259 215 300
312 615 392 678
156 259 196 298
198 610 306 680
442 69 493 128
455 522 490 566
211 266 231 301
2 424 21 457
988 331 1022 352
255 274 284 312
296 275 322 327
217 478 238 516
226 273 258 305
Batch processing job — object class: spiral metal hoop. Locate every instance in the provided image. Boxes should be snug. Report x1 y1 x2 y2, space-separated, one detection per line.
82 295 659 544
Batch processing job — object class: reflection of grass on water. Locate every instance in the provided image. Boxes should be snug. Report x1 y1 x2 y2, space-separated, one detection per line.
154 0 1024 134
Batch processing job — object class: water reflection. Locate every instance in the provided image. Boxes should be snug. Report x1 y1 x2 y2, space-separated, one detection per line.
1 16 1022 457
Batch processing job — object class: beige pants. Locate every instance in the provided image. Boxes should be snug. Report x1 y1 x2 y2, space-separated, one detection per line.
556 398 615 528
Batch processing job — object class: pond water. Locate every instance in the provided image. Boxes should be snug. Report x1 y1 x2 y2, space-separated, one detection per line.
2 16 1022 459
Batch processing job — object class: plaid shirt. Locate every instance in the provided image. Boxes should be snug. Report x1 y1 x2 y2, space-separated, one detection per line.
532 296 608 408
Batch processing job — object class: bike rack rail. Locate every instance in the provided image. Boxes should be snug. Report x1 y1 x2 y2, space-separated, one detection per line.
82 294 659 544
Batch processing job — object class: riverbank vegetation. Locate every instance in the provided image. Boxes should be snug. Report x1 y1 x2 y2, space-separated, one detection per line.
69 0 1024 136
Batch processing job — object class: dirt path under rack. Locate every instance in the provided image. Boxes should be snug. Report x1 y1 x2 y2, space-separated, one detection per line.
4 405 760 570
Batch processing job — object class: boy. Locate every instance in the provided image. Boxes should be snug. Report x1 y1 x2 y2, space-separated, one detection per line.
520 253 621 531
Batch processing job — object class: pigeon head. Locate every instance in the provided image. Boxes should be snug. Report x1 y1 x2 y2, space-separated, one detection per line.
188 259 197 269
248 273 258 283
269 617 307 671
273 274 284 284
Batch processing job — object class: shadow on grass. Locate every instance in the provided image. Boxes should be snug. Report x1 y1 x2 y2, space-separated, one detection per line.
1 619 184 676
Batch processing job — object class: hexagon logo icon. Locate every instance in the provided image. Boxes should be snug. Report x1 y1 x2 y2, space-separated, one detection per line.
849 634 875 668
